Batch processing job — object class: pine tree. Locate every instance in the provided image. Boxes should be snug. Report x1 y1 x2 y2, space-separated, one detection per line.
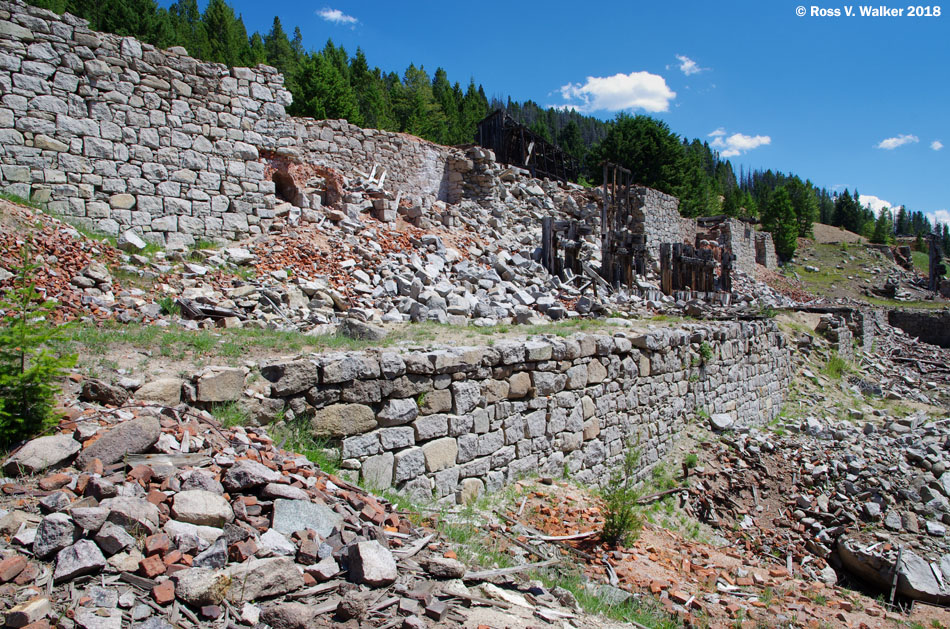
431 68 459 144
589 114 685 194
784 177 818 238
0 243 77 448
871 209 893 244
245 32 267 66
763 187 798 260
202 0 248 67
895 206 909 235
296 53 360 123
264 17 295 90
557 120 584 160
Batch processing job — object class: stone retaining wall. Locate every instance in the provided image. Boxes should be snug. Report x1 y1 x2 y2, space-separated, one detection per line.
248 321 792 504
887 309 950 349
0 0 294 248
0 0 467 244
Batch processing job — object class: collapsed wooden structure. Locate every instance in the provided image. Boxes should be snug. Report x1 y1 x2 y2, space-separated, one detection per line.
660 243 733 295
475 110 580 183
538 161 736 297
599 163 648 287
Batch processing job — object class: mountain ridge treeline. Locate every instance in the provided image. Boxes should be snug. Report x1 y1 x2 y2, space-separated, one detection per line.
28 0 949 259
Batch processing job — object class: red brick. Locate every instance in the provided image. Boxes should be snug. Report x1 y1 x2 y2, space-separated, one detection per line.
13 562 39 586
82 458 103 475
152 580 175 605
139 554 166 578
0 556 27 583
146 490 166 506
229 539 257 562
145 533 170 557
38 473 71 491
127 465 153 486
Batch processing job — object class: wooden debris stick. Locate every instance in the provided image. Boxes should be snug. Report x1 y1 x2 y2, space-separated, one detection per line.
286 581 341 600
529 531 596 542
636 487 689 505
497 529 553 560
392 533 433 559
448 591 512 609
497 511 597 561
603 556 619 587
310 598 341 615
462 558 558 581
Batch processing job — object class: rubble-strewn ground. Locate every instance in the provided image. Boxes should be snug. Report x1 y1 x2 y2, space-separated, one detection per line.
3 177 950 629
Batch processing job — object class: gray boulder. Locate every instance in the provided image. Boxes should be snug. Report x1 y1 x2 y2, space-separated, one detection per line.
3 434 80 476
54 540 106 583
347 540 397 587
76 416 161 468
271 499 343 537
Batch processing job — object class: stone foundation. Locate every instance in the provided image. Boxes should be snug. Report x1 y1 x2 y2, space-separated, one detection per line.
249 321 792 503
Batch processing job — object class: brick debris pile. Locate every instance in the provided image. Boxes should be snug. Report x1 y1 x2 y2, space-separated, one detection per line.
0 403 583 629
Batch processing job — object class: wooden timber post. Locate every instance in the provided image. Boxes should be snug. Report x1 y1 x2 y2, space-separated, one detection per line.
928 233 945 292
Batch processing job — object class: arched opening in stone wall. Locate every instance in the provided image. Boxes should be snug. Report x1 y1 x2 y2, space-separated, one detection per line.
272 171 300 205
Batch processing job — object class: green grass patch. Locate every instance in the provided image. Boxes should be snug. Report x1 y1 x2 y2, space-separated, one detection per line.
822 352 851 379
268 413 340 475
911 250 930 274
210 401 249 428
0 192 42 209
536 568 680 628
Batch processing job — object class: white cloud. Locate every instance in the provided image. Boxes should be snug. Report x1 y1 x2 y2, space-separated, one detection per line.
559 71 676 113
929 210 950 227
876 134 919 150
317 7 358 25
709 129 771 157
859 194 893 215
675 54 705 76
932 140 944 151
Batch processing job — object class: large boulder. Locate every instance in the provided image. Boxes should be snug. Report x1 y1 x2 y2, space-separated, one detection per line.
79 379 129 406
225 557 304 603
53 540 105 583
347 541 397 587
134 378 183 406
76 416 161 468
271 499 343 537
195 367 245 402
172 568 231 606
99 497 161 534
838 535 950 604
3 433 80 476
172 490 234 527
33 512 77 559
222 459 281 492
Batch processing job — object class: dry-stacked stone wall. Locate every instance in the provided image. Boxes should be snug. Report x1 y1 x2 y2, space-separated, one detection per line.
269 118 468 204
0 0 470 243
711 219 757 275
755 231 777 268
630 186 684 269
256 322 792 503
0 0 297 247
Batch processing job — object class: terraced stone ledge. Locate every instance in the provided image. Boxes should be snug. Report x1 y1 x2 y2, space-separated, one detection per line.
242 321 793 504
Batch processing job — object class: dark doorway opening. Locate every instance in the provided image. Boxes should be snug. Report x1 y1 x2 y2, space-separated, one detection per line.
272 171 299 205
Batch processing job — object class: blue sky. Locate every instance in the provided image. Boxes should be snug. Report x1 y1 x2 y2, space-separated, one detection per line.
209 0 948 225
